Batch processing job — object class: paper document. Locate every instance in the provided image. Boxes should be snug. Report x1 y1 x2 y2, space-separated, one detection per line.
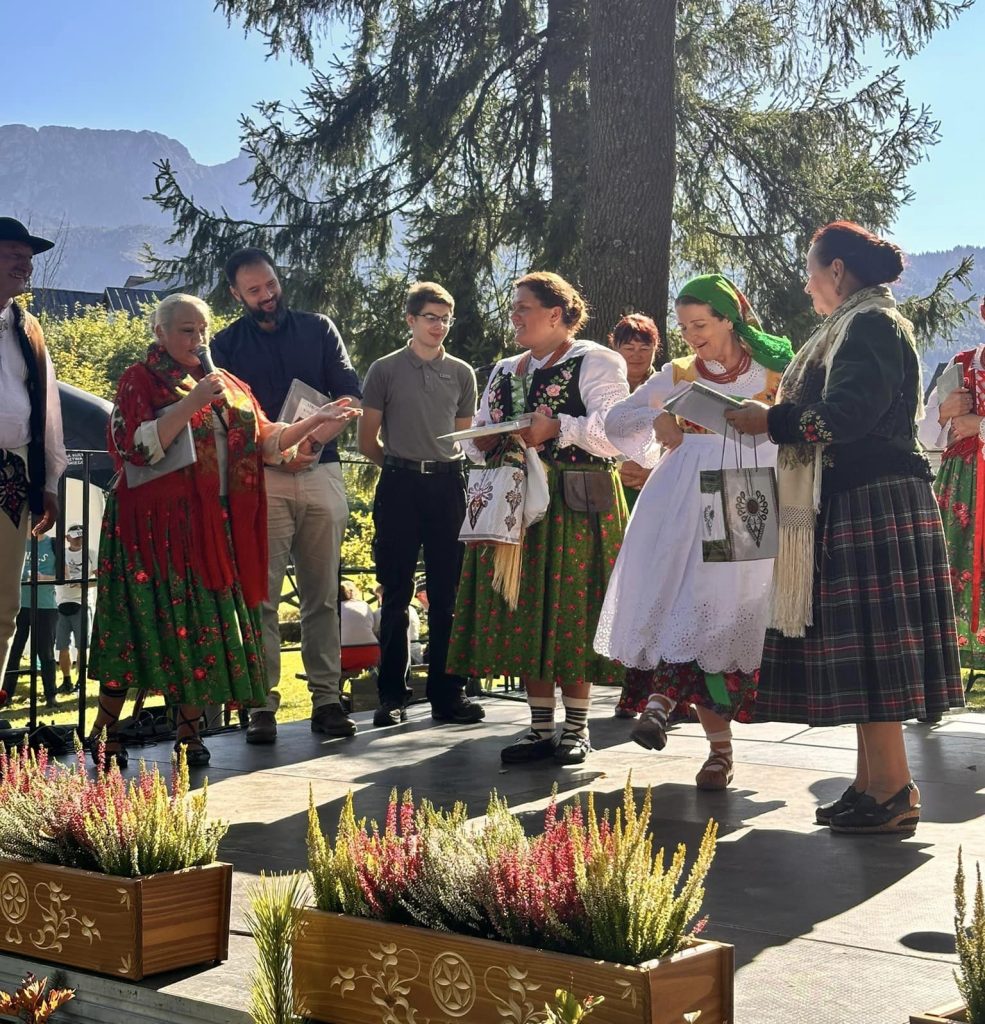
663 381 757 448
438 416 533 442
935 362 963 402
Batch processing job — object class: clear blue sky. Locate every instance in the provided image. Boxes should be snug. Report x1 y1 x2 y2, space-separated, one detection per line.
6 0 984 254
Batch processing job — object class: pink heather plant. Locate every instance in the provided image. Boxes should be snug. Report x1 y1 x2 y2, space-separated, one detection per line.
355 790 423 921
479 796 589 951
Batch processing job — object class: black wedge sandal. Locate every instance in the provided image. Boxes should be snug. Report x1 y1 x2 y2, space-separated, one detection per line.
85 697 129 770
829 782 920 835
174 710 211 767
815 784 861 825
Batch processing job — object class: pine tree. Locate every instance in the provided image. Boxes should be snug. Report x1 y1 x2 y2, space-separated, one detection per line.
149 0 972 369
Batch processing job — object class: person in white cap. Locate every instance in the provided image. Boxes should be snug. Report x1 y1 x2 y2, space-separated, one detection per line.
55 524 96 693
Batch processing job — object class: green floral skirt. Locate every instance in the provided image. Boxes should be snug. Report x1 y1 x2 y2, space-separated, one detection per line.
89 494 267 706
935 453 985 669
448 466 626 689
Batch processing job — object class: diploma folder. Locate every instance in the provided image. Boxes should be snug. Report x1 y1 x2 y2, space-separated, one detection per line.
662 381 758 449
123 410 197 488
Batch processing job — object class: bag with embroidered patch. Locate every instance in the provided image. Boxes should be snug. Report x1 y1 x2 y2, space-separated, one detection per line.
699 428 777 562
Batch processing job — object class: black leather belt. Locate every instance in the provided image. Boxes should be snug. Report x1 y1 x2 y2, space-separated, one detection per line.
383 456 465 475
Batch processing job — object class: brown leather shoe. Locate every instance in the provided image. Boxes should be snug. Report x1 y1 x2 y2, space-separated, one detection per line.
246 710 277 745
311 703 357 737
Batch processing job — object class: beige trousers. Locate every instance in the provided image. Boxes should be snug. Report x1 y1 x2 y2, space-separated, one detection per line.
259 462 348 715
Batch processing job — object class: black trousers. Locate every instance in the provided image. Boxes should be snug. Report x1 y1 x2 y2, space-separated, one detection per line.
372 467 466 708
4 606 58 702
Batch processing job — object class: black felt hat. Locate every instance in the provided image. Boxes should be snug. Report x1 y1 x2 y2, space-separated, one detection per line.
0 218 54 255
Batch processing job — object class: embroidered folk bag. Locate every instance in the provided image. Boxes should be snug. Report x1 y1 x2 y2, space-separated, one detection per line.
699 429 778 562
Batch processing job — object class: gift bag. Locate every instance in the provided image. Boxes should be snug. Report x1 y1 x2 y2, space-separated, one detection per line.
699 431 777 562
459 464 527 544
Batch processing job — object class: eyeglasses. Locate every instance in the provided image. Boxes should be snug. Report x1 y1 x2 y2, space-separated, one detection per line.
616 339 656 350
415 313 455 327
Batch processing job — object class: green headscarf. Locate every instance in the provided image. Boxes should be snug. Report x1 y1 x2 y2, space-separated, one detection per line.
677 273 794 372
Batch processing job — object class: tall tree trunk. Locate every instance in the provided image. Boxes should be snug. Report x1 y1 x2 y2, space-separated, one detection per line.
583 0 677 343
543 0 589 281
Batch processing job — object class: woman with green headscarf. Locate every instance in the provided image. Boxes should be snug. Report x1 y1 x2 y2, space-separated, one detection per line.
594 274 793 790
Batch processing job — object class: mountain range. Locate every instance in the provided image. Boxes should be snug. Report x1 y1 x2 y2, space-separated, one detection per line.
5 123 984 359
2 124 255 290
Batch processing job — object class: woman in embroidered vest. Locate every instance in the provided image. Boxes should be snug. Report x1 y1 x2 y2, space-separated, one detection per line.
87 294 359 768
726 222 963 834
595 275 792 790
917 298 985 679
447 272 629 766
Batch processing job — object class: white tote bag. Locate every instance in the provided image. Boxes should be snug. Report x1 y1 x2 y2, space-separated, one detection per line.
522 449 549 527
460 465 527 544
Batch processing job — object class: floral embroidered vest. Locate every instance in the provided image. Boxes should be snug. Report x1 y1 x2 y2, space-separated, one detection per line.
487 355 613 467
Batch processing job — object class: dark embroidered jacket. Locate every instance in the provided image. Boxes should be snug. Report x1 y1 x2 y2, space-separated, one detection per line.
487 355 613 467
9 304 49 514
767 310 930 495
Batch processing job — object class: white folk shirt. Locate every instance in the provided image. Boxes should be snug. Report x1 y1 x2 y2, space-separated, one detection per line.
0 300 68 493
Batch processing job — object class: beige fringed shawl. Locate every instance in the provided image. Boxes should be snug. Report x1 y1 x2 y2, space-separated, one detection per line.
770 285 923 637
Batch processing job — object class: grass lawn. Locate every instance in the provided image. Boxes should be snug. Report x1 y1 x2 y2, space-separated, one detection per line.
0 649 316 732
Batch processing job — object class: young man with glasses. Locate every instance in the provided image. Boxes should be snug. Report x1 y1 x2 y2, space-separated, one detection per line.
358 282 484 727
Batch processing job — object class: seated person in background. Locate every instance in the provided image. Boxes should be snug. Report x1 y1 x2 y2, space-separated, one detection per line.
340 580 381 673
3 533 59 709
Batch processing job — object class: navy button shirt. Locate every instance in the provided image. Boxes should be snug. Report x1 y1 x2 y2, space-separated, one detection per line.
210 309 362 464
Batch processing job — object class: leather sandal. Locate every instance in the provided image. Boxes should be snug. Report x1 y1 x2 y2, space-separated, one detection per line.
85 697 129 770
829 782 920 834
695 750 734 791
630 704 669 751
174 711 211 767
815 784 861 825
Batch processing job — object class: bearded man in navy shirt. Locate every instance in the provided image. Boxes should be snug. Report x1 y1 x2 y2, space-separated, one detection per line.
211 248 362 743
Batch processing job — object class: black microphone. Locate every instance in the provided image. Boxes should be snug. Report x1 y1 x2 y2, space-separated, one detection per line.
196 345 218 375
195 346 224 405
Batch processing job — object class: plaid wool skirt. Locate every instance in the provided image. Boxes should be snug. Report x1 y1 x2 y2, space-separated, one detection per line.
757 475 964 726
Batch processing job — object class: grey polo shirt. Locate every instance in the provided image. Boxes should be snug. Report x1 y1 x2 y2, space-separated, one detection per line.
362 344 477 462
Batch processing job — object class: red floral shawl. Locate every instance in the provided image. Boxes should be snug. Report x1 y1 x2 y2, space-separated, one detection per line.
108 343 269 607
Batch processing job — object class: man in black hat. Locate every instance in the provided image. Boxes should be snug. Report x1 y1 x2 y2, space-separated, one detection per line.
0 218 68 686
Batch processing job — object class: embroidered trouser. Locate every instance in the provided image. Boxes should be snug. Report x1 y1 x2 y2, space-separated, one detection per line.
0 506 28 681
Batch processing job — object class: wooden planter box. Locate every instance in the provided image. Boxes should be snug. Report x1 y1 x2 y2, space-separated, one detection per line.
293 909 734 1024
0 858 231 980
910 1005 968 1023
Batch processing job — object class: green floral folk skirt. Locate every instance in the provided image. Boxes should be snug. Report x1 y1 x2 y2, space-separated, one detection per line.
448 466 627 689
89 495 268 707
935 453 985 669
